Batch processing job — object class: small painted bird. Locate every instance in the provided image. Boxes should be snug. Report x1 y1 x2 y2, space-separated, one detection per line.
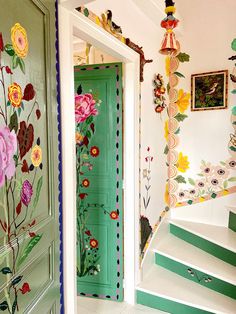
205 82 218 95
106 10 122 34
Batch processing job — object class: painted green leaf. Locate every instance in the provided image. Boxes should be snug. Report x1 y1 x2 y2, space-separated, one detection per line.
188 178 195 186
86 130 91 138
11 275 23 287
220 161 226 166
176 52 190 63
231 89 236 94
9 112 18 133
232 106 236 116
33 176 43 208
12 298 17 314
175 127 180 135
4 44 15 56
223 180 228 189
17 234 42 267
197 173 204 177
174 71 185 78
228 177 236 182
174 175 186 184
229 146 236 152
0 301 8 311
12 54 18 69
231 38 236 51
167 83 170 94
7 101 11 107
86 116 93 124
84 8 89 17
0 267 12 275
77 84 82 95
17 57 25 74
175 113 188 122
164 145 169 155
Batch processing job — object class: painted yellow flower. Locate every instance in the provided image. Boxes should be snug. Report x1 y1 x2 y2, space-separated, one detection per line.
176 152 189 173
11 23 28 58
8 83 23 108
75 132 84 145
176 89 190 113
165 56 170 77
31 145 42 167
164 120 169 141
164 183 169 205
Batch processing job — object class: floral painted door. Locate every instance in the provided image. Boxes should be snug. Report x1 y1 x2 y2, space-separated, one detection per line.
0 1 62 313
75 63 123 301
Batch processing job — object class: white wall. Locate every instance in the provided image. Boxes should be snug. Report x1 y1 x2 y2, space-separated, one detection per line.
172 0 236 224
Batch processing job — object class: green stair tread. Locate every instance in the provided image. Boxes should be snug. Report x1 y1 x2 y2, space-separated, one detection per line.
170 223 236 266
137 290 213 314
155 253 236 300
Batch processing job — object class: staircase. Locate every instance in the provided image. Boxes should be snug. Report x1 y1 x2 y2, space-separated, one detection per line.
137 209 236 313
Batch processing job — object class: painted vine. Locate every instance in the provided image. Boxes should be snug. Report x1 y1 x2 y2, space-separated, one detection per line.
0 24 43 313
75 85 119 278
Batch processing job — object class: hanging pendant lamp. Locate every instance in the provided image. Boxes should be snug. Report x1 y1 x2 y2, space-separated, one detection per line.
159 0 179 55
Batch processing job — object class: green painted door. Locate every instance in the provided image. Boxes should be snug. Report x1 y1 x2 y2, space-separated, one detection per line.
74 63 123 301
0 1 62 313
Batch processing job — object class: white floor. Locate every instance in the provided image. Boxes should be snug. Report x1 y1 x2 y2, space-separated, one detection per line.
77 297 167 314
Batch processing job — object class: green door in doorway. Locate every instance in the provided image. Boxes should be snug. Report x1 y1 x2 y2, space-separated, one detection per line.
0 1 62 313
74 63 123 301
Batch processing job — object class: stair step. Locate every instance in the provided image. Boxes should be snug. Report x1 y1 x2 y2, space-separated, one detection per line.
170 219 236 266
229 211 236 232
137 266 236 314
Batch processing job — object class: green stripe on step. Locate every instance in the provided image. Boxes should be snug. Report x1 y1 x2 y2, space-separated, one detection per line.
155 253 236 300
137 290 213 314
229 211 236 232
170 224 236 266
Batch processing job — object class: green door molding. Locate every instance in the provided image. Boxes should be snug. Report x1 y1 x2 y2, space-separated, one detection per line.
229 211 236 232
74 63 123 301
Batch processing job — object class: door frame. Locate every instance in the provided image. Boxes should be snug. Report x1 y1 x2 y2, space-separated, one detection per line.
59 3 140 313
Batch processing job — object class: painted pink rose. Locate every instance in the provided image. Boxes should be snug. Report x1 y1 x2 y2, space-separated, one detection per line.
0 126 17 187
75 93 98 123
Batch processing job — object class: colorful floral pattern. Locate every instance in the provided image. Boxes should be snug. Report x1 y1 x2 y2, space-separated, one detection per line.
75 93 98 123
8 82 23 107
11 23 28 58
0 24 43 313
0 126 17 187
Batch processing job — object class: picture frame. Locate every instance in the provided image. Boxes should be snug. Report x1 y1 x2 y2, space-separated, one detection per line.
191 70 228 111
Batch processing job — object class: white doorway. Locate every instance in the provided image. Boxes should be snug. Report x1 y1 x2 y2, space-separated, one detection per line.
59 3 140 313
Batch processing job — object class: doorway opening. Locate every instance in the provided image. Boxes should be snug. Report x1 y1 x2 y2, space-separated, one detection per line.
59 5 140 312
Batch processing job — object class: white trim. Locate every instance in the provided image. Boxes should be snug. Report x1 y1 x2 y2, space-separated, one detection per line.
226 205 236 214
59 5 140 312
59 7 77 314
59 0 94 10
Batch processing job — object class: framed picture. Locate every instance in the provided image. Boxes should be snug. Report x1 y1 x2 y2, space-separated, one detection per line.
191 70 228 111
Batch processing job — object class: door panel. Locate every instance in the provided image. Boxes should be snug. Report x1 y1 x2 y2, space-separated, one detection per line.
75 64 123 301
0 1 62 313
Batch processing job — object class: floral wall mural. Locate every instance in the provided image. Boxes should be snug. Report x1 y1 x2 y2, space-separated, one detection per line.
0 23 44 312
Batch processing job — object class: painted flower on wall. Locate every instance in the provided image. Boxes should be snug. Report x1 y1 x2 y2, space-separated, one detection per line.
8 82 23 108
75 93 98 123
31 145 42 167
110 211 119 220
0 126 17 187
21 180 33 206
90 238 98 249
11 23 28 58
75 132 84 145
176 152 189 173
176 89 190 113
176 159 236 203
90 146 99 157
